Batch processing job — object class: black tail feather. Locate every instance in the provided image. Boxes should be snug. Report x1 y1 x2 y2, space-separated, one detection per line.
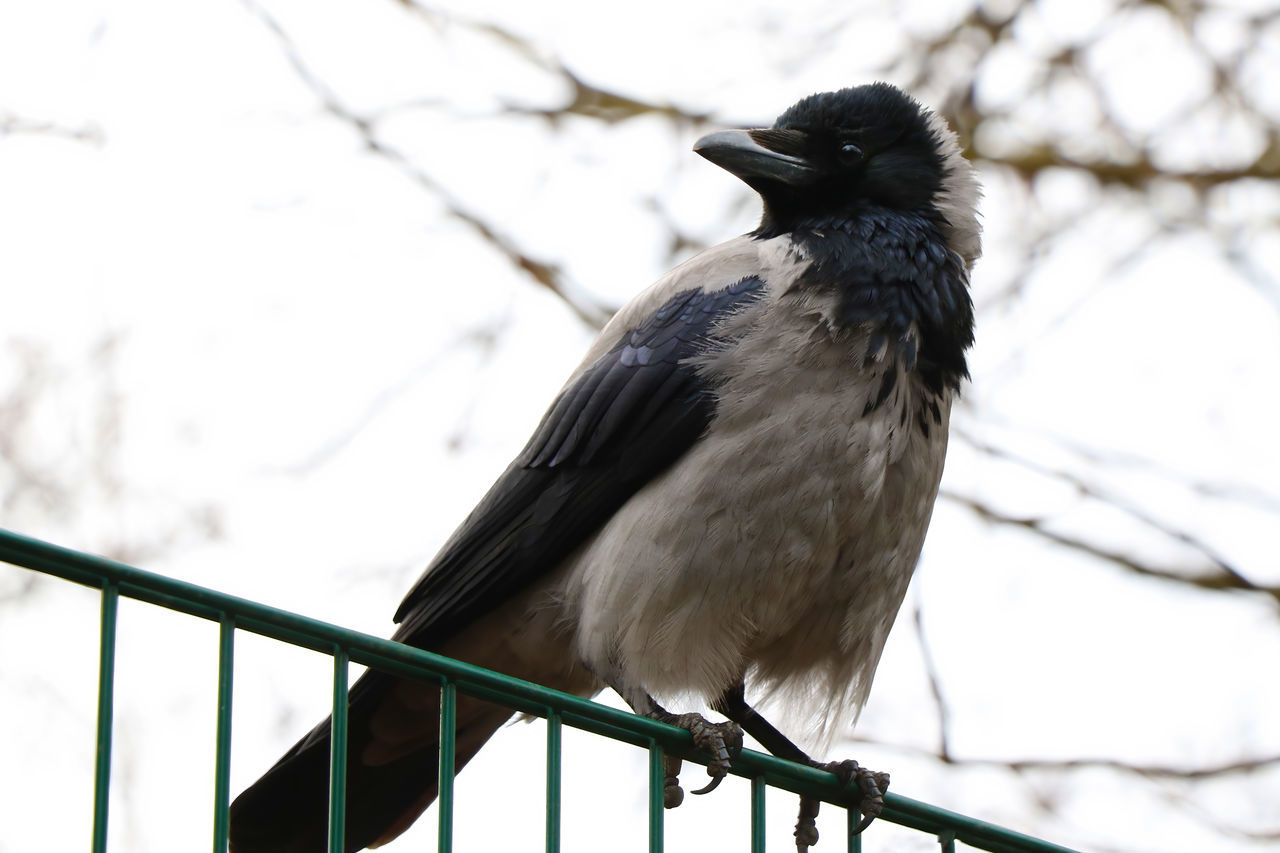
229 669 508 853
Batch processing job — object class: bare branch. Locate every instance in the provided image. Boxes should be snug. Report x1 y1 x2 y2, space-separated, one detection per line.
850 732 1280 781
984 145 1280 191
912 597 954 762
242 0 616 329
0 111 104 146
943 487 1280 605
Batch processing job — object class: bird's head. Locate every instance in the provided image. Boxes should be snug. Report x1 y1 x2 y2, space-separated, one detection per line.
694 83 980 265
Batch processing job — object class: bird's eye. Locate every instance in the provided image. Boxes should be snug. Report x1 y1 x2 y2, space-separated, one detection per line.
838 142 863 163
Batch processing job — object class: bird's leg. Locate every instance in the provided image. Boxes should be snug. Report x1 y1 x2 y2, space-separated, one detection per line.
609 679 743 806
713 683 889 851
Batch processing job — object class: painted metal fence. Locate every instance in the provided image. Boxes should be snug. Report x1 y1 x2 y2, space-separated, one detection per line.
0 528 1080 853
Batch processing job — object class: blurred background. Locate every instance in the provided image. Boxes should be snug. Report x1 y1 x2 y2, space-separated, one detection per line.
2 0 1279 850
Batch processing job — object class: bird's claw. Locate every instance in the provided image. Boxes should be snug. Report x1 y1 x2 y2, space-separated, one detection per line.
691 774 723 795
663 713 742 801
794 759 890 851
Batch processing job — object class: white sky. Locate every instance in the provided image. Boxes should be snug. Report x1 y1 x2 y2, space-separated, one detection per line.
2 1 1279 851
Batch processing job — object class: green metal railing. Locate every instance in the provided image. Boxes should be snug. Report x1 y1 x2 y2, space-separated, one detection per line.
0 528 1080 853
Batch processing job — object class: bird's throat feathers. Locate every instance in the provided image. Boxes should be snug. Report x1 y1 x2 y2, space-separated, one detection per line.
768 210 974 396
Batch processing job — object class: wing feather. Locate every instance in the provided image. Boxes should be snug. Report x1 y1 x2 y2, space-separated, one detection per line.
392 277 767 643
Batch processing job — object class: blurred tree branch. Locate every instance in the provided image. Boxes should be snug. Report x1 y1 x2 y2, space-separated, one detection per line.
946 486 1280 601
0 110 104 146
861 735 1280 782
948 430 1280 605
0 337 222 573
244 0 623 329
391 0 712 127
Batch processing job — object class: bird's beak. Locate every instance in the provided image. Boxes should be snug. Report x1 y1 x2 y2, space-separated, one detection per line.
693 128 817 187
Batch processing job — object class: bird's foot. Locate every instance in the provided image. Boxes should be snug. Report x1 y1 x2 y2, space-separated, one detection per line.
794 759 889 851
652 712 743 803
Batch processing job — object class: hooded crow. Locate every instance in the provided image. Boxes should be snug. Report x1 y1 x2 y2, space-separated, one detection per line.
230 82 980 853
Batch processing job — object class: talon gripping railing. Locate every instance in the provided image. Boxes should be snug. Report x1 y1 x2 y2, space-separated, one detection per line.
0 528 1080 853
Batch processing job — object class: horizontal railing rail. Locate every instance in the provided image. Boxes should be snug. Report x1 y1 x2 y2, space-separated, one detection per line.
0 527 1080 853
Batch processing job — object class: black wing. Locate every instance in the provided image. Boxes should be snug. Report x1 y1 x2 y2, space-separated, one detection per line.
393 276 767 645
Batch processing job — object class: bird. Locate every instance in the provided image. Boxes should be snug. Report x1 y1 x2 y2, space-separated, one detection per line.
229 81 980 853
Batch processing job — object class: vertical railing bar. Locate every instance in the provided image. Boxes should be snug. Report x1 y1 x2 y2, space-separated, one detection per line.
92 580 119 853
647 742 664 853
938 830 957 853
438 680 457 853
750 776 766 853
847 807 862 853
545 709 562 853
328 647 349 853
212 614 236 853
